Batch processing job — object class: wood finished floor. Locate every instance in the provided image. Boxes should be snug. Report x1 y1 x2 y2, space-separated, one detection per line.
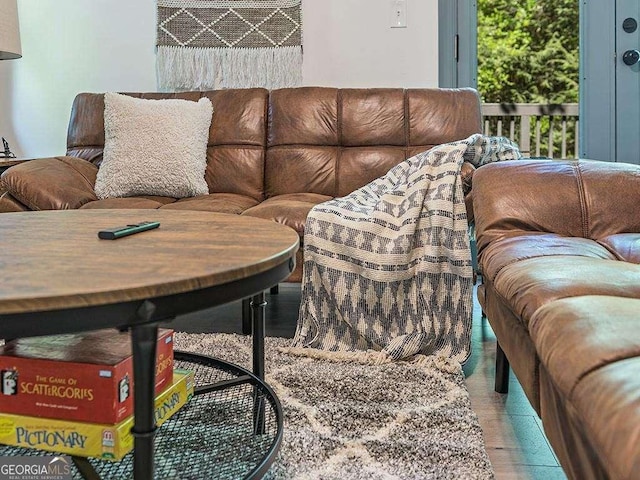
167 283 568 480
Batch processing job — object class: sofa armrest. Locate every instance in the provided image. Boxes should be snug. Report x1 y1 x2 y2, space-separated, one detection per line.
460 161 476 194
0 156 98 210
460 161 476 224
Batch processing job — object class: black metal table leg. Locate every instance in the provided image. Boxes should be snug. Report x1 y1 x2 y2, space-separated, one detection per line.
251 292 267 434
251 292 266 380
495 341 510 394
130 301 159 480
242 298 252 335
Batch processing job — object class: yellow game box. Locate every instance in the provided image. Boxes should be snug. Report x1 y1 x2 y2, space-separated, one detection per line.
0 369 194 461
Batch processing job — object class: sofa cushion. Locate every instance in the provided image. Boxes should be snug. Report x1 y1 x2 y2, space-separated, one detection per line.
474 161 584 255
205 147 264 202
159 193 259 214
267 87 338 147
265 147 337 198
241 193 332 238
80 196 176 210
336 147 406 197
491 255 640 327
341 89 405 147
530 296 640 399
598 233 640 263
474 159 640 256
578 161 640 238
0 193 29 212
201 89 267 201
571 357 640 480
1 156 98 210
265 88 483 199
94 93 212 200
532 296 640 480
407 88 483 147
480 233 615 281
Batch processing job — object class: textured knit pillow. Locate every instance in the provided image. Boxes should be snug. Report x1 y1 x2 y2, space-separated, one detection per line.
94 92 213 199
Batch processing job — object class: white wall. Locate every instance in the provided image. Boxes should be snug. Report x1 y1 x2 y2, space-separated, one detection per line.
303 0 438 88
0 0 438 157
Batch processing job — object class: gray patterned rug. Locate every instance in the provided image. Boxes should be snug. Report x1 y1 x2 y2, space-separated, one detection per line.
174 333 494 480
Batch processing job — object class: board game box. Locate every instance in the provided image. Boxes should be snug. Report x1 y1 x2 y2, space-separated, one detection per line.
0 328 174 423
0 369 194 460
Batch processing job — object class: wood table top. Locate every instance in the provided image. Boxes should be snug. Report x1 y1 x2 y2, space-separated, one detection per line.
0 210 299 315
0 158 34 169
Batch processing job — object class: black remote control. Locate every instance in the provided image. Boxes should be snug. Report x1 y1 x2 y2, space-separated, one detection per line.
98 221 160 240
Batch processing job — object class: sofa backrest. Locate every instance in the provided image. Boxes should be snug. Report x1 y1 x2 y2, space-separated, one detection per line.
66 87 482 201
67 89 268 202
473 159 640 254
265 87 482 198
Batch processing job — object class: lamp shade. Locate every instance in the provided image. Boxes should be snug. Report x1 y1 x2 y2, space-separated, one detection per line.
0 0 21 60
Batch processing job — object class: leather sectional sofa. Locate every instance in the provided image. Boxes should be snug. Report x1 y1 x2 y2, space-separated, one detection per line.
0 87 483 284
473 159 640 480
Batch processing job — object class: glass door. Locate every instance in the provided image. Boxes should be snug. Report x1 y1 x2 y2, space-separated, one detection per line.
442 1 640 163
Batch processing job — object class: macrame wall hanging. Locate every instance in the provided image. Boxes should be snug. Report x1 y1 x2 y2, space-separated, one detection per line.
156 0 302 91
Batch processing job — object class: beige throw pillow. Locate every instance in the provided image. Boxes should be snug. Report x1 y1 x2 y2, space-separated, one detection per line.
94 92 213 200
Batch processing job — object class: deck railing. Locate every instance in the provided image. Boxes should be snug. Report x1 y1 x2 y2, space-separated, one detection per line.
482 103 579 158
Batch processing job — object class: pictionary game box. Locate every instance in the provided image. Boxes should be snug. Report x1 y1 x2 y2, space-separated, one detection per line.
0 369 194 460
0 328 174 424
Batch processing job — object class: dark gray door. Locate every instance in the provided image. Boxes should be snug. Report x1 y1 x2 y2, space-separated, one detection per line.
616 0 640 164
438 0 477 89
444 2 640 164
581 0 640 164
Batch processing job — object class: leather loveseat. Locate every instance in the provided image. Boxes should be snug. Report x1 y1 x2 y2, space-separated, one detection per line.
473 159 640 480
0 87 483 285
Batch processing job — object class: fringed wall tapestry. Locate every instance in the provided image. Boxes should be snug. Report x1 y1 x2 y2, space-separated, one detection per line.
156 0 302 90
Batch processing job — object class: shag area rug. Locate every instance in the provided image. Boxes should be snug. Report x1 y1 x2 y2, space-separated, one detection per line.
174 333 494 480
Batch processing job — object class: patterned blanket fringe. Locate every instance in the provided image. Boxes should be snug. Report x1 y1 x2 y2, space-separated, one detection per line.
277 346 463 374
156 45 302 90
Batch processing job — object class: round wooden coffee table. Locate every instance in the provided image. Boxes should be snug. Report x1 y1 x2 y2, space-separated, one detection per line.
0 209 299 479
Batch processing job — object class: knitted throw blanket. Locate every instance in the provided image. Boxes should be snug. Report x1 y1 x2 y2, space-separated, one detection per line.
289 135 521 365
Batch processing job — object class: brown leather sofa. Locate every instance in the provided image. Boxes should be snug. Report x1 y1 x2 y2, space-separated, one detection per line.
0 87 482 284
473 159 640 480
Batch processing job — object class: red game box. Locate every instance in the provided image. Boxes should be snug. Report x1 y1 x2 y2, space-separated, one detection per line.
0 328 174 424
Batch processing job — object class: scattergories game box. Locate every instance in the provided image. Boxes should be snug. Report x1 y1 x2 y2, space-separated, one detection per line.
0 369 193 461
0 328 174 424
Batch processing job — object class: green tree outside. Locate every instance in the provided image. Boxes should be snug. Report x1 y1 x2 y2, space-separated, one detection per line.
478 0 578 103
477 0 579 155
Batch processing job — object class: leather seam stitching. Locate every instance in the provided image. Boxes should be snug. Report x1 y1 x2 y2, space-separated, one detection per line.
404 89 410 157
263 91 270 200
336 90 343 197
573 161 589 237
